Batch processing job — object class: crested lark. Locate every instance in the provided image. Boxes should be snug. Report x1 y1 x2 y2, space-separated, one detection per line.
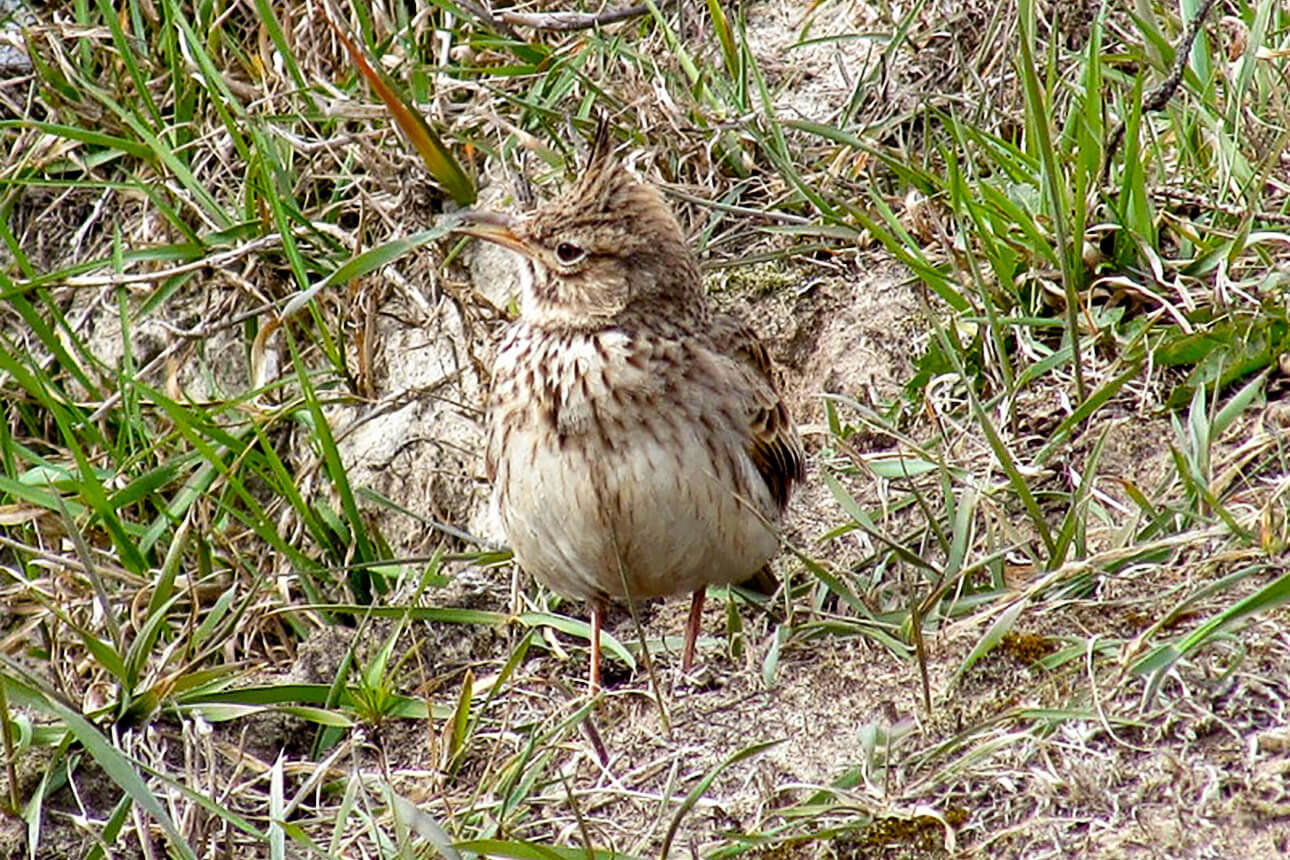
455 121 804 690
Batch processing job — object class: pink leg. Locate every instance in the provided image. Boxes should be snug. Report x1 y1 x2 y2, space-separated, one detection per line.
682 589 705 672
590 599 604 694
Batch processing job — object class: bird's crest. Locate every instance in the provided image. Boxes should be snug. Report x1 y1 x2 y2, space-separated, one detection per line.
588 115 615 170
557 116 629 217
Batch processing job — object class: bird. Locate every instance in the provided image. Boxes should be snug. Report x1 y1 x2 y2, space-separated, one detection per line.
452 119 804 692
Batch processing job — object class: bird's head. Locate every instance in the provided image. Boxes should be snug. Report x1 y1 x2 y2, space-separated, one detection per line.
452 122 702 331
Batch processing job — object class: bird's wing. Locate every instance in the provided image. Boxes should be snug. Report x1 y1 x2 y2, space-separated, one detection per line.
710 314 804 512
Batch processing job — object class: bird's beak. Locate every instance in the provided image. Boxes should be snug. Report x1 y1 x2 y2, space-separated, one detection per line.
450 210 532 258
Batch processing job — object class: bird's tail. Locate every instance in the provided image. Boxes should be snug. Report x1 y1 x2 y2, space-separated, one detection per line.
739 563 779 597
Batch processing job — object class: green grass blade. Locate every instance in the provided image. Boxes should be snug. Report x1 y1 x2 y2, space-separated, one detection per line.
1 663 198 860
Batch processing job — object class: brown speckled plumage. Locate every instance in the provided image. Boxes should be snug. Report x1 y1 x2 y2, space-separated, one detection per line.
455 121 803 689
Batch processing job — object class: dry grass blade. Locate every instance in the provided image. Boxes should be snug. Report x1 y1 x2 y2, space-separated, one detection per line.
322 3 475 205
658 739 781 860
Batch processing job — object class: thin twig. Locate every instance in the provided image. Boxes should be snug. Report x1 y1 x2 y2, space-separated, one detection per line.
497 4 651 33
1102 0 1220 182
660 183 814 225
458 2 655 35
1154 186 1290 226
454 0 522 41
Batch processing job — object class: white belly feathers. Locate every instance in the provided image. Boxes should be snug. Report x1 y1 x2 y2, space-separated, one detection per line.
488 326 779 602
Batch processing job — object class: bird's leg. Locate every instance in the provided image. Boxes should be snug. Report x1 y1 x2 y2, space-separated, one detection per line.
681 588 705 673
590 597 604 694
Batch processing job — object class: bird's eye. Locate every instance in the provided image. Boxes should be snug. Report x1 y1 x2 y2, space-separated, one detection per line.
555 242 585 264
